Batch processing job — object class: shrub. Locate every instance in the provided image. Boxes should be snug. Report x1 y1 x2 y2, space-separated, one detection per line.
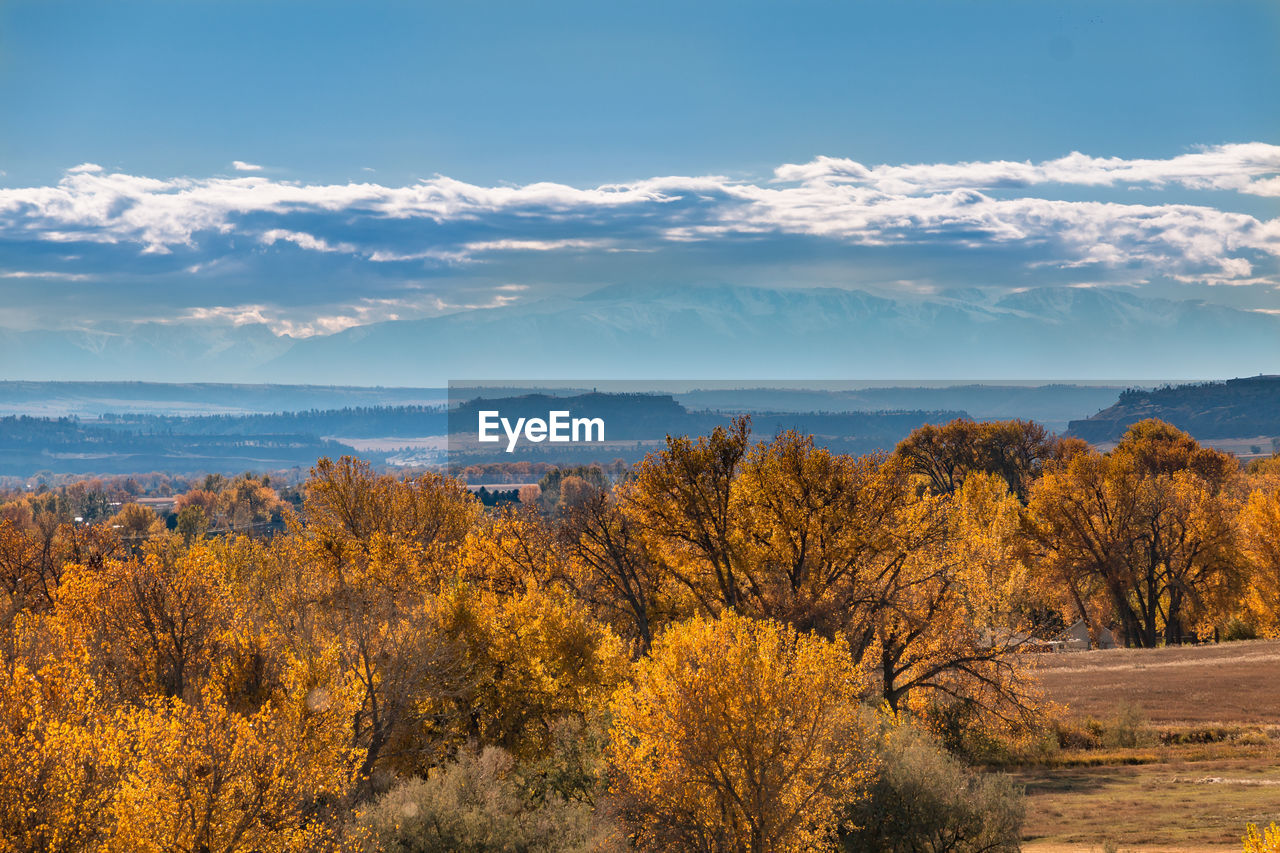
1224 616 1260 642
1158 725 1238 746
358 744 620 853
1103 702 1148 749
922 698 1019 764
840 722 1024 853
1053 718 1103 751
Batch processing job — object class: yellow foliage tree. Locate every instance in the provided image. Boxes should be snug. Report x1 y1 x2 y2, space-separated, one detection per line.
1245 823 1280 853
54 546 239 704
893 417 1081 501
1028 421 1243 647
432 582 629 759
560 486 666 655
625 426 1040 722
608 612 875 853
107 502 167 544
623 417 751 612
0 615 126 853
871 472 1042 729
108 683 355 853
1240 486 1280 637
281 457 482 789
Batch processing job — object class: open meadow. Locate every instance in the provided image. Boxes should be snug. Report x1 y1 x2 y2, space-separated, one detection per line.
1020 639 1280 852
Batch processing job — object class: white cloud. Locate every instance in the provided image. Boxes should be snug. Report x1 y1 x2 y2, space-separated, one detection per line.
183 302 380 337
463 238 607 253
0 270 93 280
772 143 1280 197
259 229 357 254
178 288 523 338
232 160 264 172
0 146 1276 294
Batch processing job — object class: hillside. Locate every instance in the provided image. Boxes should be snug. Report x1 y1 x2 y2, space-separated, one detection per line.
1067 376 1280 445
445 392 968 466
0 395 969 477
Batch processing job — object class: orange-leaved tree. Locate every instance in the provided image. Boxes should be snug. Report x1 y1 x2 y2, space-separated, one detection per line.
1239 484 1280 637
1028 421 1243 647
1245 823 1280 853
608 612 875 853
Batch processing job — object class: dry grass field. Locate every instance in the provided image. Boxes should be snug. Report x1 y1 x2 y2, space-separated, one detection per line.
1033 639 1280 725
1017 639 1280 852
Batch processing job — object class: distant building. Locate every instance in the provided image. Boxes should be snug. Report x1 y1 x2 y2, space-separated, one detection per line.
135 496 178 514
1058 619 1118 650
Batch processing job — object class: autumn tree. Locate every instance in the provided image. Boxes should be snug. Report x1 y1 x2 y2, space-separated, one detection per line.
622 416 751 612
430 583 628 759
869 473 1042 729
457 505 564 595
0 616 126 853
729 434 917 654
1027 420 1243 647
1239 485 1280 637
0 519 50 630
560 487 664 655
625 426 1039 720
304 456 477 555
622 420 910 637
53 544 245 705
279 457 621 789
894 418 1084 502
0 551 356 853
108 501 167 549
1244 823 1280 853
537 465 610 515
106 684 355 853
608 612 875 853
216 474 287 534
0 515 119 641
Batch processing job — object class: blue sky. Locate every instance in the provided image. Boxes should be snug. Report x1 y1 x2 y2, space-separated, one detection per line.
5 1 1277 185
0 0 1277 344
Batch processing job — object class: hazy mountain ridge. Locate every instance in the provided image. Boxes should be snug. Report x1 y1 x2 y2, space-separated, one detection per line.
0 382 446 417
0 322 294 382
2 284 1278 383
269 284 1280 383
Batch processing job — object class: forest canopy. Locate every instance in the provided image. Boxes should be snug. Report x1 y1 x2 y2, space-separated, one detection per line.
0 416 1276 851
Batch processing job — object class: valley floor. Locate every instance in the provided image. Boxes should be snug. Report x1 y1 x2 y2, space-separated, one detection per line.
1021 639 1280 851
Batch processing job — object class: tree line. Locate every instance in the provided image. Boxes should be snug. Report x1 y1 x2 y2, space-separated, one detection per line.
0 416 1276 851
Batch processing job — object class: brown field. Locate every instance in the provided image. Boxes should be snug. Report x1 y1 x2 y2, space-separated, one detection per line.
1018 639 1280 852
1032 639 1280 725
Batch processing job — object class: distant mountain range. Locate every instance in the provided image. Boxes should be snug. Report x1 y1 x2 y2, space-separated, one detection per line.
0 381 445 418
0 380 1126 435
2 284 1278 384
0 322 292 383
